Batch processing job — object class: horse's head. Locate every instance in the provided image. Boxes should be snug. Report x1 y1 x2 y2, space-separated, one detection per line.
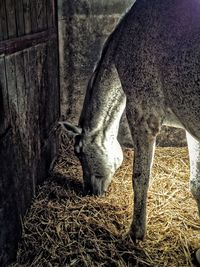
60 122 123 196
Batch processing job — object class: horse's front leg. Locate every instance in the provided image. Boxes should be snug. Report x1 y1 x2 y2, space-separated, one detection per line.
131 132 156 240
127 110 160 241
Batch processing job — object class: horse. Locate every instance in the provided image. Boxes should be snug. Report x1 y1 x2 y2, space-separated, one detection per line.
60 0 200 263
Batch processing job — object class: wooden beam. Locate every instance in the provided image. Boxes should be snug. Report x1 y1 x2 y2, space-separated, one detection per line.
0 28 57 55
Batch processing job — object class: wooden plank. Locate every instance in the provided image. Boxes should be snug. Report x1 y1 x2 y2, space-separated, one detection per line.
5 0 17 38
3 53 34 217
47 38 60 126
23 49 38 196
0 16 2 42
15 52 27 137
23 50 31 162
14 50 34 210
36 43 48 141
15 0 25 36
0 55 10 135
0 13 2 41
37 0 47 31
0 28 57 55
24 47 40 192
23 0 31 34
5 55 18 127
45 39 55 134
51 0 56 27
0 0 8 40
5 52 33 200
25 47 39 141
30 0 38 33
46 0 55 28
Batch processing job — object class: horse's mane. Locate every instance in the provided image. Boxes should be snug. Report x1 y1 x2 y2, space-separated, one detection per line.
79 2 135 126
88 4 134 91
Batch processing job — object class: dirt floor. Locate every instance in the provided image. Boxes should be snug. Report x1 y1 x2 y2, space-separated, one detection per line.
13 138 200 267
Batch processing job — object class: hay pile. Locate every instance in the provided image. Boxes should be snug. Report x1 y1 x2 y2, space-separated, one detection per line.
13 138 200 267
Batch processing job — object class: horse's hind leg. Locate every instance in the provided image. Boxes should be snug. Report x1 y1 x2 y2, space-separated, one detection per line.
126 106 161 240
186 131 200 215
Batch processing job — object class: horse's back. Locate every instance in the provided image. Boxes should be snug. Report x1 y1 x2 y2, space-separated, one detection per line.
113 0 200 139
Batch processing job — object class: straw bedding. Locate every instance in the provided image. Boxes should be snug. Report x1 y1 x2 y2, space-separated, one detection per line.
13 136 200 267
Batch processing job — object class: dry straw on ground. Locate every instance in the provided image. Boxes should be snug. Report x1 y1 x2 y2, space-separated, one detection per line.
13 136 200 267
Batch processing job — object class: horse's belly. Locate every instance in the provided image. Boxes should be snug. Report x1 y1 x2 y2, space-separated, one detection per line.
163 108 184 129
163 76 200 140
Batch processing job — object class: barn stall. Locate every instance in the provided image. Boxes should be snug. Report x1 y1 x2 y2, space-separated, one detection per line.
0 0 59 266
1 0 200 266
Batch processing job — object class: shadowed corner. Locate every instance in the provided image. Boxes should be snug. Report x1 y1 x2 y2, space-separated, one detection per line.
49 172 84 197
48 127 85 197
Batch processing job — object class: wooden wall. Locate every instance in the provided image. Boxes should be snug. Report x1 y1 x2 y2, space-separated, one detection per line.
0 1 60 266
0 0 55 40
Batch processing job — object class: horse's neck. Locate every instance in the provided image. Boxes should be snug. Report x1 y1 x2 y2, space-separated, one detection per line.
80 65 126 143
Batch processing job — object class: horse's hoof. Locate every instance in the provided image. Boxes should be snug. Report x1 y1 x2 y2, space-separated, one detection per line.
192 249 200 266
128 228 145 243
195 249 200 266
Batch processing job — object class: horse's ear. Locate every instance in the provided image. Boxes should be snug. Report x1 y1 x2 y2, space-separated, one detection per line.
59 122 82 136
